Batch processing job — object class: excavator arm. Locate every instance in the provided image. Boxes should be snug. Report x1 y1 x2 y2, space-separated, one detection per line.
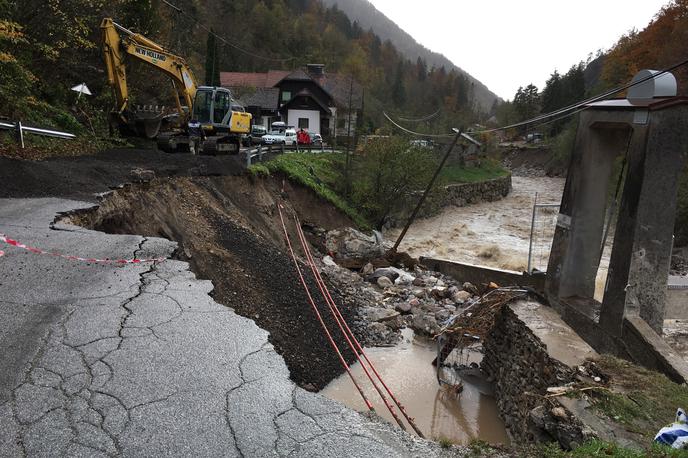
100 18 198 136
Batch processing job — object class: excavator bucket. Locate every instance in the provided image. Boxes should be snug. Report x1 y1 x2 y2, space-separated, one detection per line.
113 109 166 139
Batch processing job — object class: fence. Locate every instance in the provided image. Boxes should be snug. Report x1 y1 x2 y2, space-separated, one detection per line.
0 121 75 148
527 193 560 273
244 142 341 166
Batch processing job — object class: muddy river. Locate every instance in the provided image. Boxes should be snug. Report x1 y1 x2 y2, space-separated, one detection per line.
385 175 565 272
321 329 510 445
385 175 611 299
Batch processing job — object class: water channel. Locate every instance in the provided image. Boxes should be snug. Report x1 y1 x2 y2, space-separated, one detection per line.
321 329 510 444
323 176 567 444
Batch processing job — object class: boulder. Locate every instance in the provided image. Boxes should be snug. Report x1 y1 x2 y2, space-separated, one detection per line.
452 290 472 304
410 314 439 336
322 255 337 267
366 267 399 284
361 306 400 323
361 262 374 276
395 302 413 314
462 282 479 295
431 287 448 299
412 277 425 287
377 276 393 288
325 228 386 268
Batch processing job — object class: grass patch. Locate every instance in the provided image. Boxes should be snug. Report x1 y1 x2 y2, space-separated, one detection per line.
0 131 130 160
588 355 688 441
531 439 687 458
436 436 453 449
247 163 270 177
439 159 509 184
264 153 370 229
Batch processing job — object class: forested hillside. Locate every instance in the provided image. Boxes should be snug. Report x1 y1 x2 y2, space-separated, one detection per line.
0 0 494 141
318 0 499 112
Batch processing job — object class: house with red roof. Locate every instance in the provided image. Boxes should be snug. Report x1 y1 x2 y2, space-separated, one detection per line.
220 64 362 141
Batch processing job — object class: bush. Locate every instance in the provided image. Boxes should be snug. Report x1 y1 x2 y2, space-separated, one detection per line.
351 137 438 228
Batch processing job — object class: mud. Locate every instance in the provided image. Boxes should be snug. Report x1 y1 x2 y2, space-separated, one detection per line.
321 329 510 445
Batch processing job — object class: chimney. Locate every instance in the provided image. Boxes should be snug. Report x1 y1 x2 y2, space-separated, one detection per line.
306 64 325 77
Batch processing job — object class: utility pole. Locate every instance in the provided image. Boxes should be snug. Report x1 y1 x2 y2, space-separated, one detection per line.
344 75 354 197
392 128 462 252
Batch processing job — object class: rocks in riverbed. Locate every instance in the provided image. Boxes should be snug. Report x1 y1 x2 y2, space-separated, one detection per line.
377 276 394 288
319 242 483 342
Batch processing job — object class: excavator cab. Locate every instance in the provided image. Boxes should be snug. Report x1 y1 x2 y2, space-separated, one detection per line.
192 87 251 136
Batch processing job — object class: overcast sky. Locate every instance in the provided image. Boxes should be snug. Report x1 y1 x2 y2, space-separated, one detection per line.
368 0 669 100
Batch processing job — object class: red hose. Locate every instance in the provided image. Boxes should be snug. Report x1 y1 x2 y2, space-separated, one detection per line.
293 213 426 438
276 204 374 412
292 213 408 432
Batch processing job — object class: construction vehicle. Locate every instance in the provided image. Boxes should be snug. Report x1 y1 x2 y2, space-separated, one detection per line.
100 18 251 154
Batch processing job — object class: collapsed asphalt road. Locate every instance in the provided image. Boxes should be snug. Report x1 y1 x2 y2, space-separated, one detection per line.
0 196 454 456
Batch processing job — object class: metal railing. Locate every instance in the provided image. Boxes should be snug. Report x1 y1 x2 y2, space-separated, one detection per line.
244 142 338 166
0 121 75 148
527 192 561 273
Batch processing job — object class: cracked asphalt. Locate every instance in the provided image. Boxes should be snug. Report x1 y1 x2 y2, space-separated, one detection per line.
0 198 452 457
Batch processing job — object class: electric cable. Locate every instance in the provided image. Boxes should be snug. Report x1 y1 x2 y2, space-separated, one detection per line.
292 213 426 438
396 108 442 123
290 214 409 433
276 203 374 412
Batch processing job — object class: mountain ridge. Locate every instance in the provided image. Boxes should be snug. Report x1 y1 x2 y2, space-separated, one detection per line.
319 0 500 111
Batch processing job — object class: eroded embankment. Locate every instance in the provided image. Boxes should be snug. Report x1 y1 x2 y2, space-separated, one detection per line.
69 174 363 390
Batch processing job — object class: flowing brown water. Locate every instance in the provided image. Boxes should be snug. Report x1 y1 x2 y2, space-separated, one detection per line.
321 329 510 445
385 176 611 300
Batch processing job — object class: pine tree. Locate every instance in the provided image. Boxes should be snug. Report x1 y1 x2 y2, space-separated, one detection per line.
204 29 220 87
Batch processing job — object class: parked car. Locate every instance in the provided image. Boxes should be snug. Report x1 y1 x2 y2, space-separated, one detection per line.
262 128 297 146
242 125 267 146
311 133 323 145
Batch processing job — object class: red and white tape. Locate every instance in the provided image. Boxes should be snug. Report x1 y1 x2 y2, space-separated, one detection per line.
0 233 165 264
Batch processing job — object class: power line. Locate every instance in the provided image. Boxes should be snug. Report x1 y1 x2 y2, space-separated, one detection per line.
382 111 456 138
161 0 295 63
475 56 688 134
396 108 441 123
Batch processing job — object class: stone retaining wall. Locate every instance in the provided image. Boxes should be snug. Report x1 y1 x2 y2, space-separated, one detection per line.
481 301 597 448
388 174 512 227
441 175 512 208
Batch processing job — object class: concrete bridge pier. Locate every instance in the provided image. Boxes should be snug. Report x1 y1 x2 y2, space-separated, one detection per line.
546 93 688 382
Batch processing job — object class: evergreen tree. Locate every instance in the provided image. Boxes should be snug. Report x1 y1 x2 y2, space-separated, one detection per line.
392 61 406 107
204 29 220 87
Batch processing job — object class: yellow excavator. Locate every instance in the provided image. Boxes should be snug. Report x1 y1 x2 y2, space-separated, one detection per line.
100 18 251 154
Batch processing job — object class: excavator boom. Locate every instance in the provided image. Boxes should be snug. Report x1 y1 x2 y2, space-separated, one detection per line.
100 18 197 137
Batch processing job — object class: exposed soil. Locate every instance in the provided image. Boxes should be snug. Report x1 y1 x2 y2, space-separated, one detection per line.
501 145 566 177
69 174 364 390
0 147 253 201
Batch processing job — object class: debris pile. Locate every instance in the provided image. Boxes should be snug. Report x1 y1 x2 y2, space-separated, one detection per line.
319 252 485 346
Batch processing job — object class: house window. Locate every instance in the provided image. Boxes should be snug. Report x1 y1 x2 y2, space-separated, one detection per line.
298 118 309 129
337 118 346 129
281 91 291 102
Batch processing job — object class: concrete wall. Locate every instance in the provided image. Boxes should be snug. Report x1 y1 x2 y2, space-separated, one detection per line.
420 257 546 292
